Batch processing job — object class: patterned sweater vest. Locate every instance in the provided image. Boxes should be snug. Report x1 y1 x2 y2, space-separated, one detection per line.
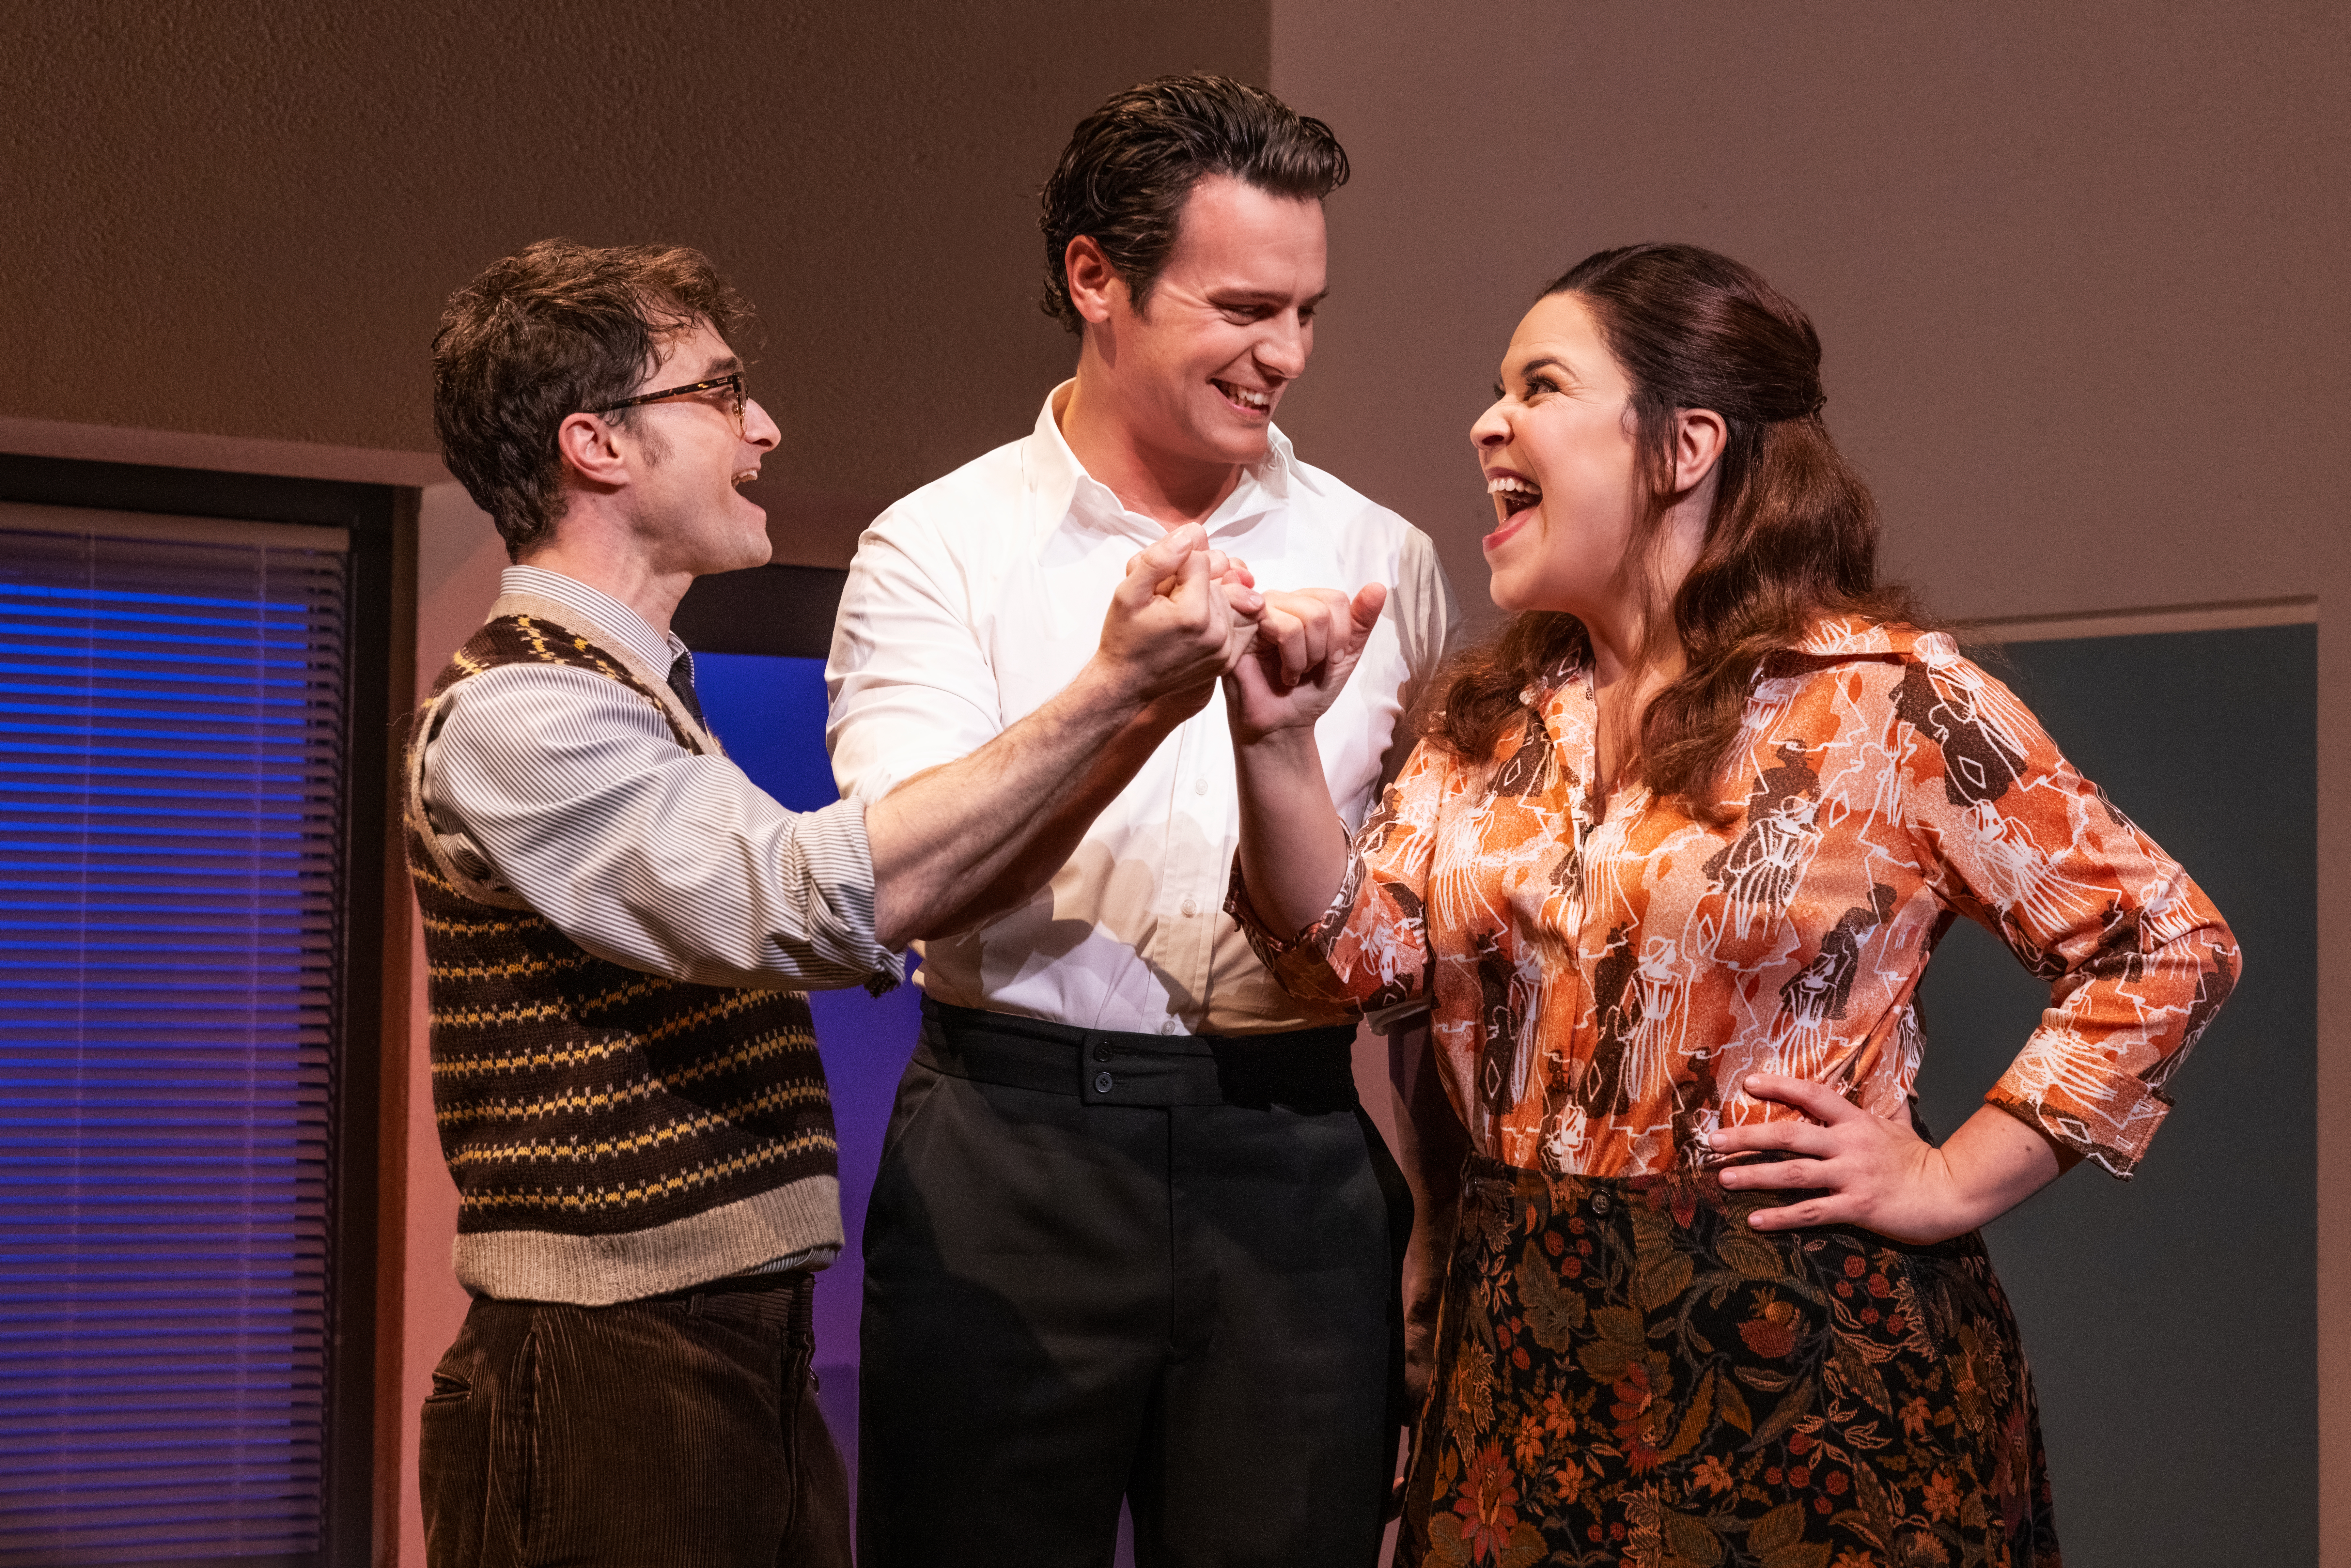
404 611 841 1304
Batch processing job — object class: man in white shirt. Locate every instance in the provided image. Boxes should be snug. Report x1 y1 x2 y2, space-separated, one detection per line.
829 77 1458 1565
414 240 1262 1568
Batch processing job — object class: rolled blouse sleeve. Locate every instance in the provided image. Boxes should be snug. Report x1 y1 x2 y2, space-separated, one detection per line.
1226 735 1457 1013
1892 642 2241 1177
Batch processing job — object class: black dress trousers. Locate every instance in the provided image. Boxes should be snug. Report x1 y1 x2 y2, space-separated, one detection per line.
858 1000 1411 1568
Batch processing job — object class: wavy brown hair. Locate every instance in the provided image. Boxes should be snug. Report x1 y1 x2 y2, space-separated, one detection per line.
1428 243 1924 823
431 240 755 558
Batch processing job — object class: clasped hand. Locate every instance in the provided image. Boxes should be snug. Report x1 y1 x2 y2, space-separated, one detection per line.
1095 524 1265 709
1224 582 1388 744
1099 527 1387 738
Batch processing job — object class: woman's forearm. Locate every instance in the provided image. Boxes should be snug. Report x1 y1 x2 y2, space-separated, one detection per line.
1926 1102 2082 1235
1233 728 1350 935
1720 1073 2084 1244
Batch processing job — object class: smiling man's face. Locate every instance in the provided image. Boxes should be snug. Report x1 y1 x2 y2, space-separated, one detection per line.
616 319 781 578
1094 173 1328 475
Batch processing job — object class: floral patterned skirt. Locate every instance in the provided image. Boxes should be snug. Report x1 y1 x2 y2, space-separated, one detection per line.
1400 1155 2061 1568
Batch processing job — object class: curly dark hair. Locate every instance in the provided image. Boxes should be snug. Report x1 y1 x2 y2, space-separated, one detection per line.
1428 243 1926 824
1038 74 1349 333
431 239 754 557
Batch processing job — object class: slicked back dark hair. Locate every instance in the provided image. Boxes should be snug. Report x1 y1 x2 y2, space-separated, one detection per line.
431 239 754 557
1038 74 1349 333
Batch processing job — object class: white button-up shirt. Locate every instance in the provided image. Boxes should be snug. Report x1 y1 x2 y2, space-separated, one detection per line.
827 383 1458 1036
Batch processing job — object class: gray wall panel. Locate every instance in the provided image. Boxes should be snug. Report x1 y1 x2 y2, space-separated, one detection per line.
1916 624 2315 1566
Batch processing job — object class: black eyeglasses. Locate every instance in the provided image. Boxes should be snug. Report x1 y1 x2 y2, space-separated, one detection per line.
587 372 747 431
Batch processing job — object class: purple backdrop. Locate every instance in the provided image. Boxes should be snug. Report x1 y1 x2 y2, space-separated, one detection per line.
695 652 920 1471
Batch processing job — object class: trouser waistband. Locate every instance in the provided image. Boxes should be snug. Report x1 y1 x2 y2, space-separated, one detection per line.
917 996 1361 1111
641 1267 814 1332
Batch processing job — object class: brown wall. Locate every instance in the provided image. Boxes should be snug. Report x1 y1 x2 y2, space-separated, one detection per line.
3 0 1269 567
1271 2 2347 1559
1270 0 2348 630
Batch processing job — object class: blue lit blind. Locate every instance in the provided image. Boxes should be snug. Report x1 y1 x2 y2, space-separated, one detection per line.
0 521 349 1566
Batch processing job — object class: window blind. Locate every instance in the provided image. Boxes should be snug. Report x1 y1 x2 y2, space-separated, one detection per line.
0 523 350 1566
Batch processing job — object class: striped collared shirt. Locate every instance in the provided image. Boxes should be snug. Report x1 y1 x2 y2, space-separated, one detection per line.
419 565 900 995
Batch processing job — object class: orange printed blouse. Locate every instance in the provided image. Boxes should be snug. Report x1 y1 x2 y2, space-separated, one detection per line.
1234 621 2239 1180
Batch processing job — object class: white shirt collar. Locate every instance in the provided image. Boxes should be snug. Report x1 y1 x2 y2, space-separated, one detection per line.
500 564 687 674
1026 380 1295 542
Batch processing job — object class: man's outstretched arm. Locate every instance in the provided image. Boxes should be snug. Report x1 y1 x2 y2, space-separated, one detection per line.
863 525 1255 949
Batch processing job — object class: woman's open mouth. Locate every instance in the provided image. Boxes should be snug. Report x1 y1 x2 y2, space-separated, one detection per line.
1487 473 1541 519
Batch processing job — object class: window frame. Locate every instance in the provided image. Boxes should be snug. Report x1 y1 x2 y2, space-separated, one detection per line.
0 451 408 1567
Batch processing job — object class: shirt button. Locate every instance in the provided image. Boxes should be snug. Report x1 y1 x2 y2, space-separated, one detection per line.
1159 1019 1176 1035
1193 777 1209 795
1092 1042 1112 1063
1181 897 1199 917
1094 1070 1114 1094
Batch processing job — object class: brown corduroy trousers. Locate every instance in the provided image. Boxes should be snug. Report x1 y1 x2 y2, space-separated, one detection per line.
419 1270 850 1567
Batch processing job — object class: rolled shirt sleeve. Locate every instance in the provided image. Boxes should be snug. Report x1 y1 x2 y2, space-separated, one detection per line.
421 661 902 995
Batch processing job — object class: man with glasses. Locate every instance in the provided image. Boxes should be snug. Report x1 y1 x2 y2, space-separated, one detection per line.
411 239 1264 1568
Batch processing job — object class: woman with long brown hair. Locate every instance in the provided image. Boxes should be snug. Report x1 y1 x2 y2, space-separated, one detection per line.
1224 243 2236 1564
